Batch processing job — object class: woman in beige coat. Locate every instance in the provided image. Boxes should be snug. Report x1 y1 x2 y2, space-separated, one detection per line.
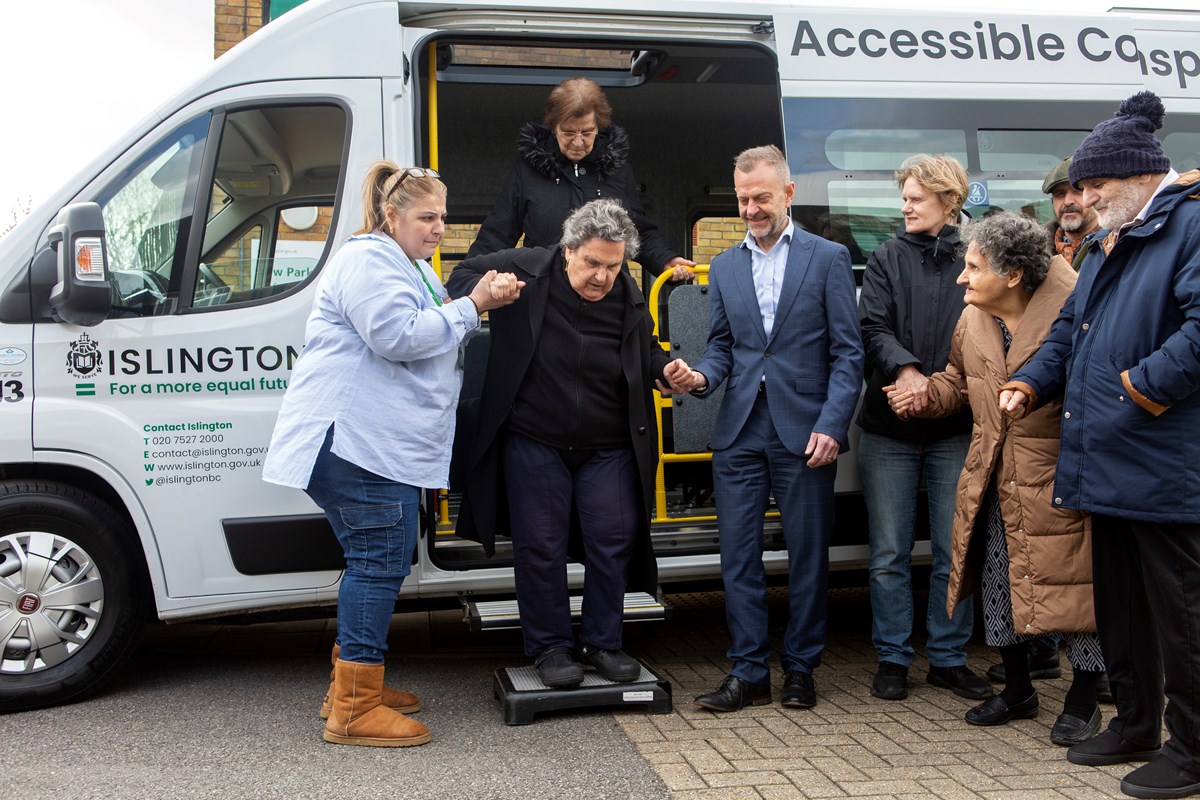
887 212 1105 745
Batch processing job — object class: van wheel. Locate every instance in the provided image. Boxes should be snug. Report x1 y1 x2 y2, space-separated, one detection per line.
0 481 147 712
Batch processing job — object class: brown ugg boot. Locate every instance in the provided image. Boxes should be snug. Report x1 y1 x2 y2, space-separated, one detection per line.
323 659 430 747
319 644 421 719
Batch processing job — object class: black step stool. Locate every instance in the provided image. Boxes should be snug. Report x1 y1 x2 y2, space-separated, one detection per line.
493 661 672 725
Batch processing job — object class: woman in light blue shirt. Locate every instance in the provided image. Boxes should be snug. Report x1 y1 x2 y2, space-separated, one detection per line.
263 161 521 748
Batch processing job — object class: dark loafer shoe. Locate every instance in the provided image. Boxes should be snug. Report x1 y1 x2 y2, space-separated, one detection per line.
577 644 640 683
1121 755 1200 799
534 646 583 688
1067 730 1162 766
1050 705 1102 746
694 675 771 712
870 662 909 701
965 691 1039 726
782 670 816 708
928 665 994 700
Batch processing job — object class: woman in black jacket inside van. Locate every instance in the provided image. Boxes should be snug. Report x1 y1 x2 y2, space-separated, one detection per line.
467 76 692 282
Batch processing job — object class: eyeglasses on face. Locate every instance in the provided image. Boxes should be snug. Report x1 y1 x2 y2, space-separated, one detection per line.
556 127 598 142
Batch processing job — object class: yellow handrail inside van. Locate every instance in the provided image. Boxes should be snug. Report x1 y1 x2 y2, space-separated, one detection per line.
649 266 722 524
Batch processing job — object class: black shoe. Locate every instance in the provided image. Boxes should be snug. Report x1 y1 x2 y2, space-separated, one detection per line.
1121 755 1200 799
782 670 816 708
1067 729 1162 766
986 645 1063 683
534 646 583 688
870 662 909 701
928 664 994 700
964 691 1039 726
1050 705 1102 746
694 675 771 712
576 644 640 683
1097 672 1114 704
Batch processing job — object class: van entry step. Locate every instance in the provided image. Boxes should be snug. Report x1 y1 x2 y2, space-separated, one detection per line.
463 591 669 632
493 661 672 725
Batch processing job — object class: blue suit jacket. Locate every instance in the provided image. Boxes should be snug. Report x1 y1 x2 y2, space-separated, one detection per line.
693 228 864 456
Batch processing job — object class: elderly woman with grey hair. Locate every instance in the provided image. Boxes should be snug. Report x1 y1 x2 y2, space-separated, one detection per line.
447 198 691 688
888 211 1106 745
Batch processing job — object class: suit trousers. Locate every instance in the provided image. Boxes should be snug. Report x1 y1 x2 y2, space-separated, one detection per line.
503 431 640 657
1092 513 1200 774
712 392 836 685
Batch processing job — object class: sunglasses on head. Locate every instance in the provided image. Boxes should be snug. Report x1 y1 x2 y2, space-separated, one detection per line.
387 167 440 197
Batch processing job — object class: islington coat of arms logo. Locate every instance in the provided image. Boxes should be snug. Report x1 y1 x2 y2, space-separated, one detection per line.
66 333 103 379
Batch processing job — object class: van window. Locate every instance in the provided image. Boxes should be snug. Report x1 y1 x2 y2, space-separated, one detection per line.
97 115 210 317
783 98 1200 281
194 105 346 307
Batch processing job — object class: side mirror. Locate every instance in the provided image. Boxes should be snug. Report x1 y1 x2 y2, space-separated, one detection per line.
47 202 112 326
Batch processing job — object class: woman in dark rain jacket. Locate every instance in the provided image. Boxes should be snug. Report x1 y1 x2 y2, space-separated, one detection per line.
467 76 692 281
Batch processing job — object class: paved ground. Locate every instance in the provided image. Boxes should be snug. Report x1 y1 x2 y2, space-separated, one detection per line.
3 587 1138 799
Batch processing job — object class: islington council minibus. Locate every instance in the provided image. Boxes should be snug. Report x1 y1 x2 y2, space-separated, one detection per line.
0 0 1197 710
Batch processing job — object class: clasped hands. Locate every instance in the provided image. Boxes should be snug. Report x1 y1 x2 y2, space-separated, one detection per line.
467 270 526 313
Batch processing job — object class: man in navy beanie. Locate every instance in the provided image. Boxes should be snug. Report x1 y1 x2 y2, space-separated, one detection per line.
999 91 1200 798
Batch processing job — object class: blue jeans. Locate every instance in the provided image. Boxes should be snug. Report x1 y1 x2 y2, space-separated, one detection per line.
858 430 972 668
304 428 419 664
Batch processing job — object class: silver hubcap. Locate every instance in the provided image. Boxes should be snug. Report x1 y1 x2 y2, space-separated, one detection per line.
0 532 104 673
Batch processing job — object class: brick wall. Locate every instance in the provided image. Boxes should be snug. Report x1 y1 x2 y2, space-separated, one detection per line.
215 0 266 58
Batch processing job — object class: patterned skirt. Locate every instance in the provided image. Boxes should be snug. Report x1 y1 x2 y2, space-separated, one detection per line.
979 483 1105 671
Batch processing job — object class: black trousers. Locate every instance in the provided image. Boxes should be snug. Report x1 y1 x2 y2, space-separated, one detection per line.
1092 514 1200 774
503 432 640 657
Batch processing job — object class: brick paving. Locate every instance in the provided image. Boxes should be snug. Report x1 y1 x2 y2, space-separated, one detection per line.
617 587 1134 800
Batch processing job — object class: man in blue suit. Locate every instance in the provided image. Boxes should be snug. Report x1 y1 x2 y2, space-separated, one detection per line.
667 145 863 711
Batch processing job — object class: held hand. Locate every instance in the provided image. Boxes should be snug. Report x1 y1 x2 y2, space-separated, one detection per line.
883 384 914 420
999 388 1030 419
468 270 525 313
804 432 840 468
663 257 697 283
661 358 699 393
894 365 931 415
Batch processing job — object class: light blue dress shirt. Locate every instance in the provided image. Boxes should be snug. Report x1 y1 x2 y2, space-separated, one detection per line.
263 232 480 490
741 220 794 339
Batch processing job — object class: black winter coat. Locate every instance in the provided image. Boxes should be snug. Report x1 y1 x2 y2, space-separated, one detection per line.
445 246 670 594
857 224 972 443
466 123 678 274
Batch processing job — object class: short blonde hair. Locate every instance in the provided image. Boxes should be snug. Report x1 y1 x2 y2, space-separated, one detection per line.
895 154 969 218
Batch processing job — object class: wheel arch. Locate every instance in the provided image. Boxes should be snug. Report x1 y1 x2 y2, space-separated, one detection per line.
1 456 162 620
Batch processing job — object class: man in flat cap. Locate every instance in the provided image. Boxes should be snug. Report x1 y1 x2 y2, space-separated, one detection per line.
1000 91 1200 799
1043 157 1100 266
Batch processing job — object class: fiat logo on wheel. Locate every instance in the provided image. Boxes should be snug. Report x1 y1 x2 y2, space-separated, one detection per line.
17 593 40 613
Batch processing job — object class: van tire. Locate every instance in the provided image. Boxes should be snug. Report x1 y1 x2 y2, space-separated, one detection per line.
0 480 148 712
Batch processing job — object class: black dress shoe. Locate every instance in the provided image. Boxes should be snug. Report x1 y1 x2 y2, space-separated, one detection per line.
964 691 1039 726
928 664 994 700
1121 754 1200 799
870 662 908 701
534 646 583 688
1067 729 1162 766
782 670 816 708
694 675 771 712
1051 705 1102 746
577 644 640 682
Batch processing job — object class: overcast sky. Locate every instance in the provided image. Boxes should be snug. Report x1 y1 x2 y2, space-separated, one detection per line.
0 0 214 219
0 0 1188 225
